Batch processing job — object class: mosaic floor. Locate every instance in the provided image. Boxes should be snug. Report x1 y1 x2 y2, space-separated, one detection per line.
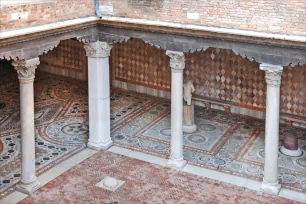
19 151 297 204
0 69 306 201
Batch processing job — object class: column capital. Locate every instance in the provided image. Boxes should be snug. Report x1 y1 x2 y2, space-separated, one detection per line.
260 63 283 86
12 58 40 81
84 41 113 58
166 51 185 73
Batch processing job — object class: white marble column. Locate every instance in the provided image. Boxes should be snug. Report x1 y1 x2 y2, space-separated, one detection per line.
84 41 113 150
260 63 283 195
12 58 41 194
166 51 187 169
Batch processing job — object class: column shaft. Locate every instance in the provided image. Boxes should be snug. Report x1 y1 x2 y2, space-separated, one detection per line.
84 41 113 150
260 63 283 195
170 71 184 160
264 85 280 183
20 80 36 183
12 57 41 194
166 50 187 169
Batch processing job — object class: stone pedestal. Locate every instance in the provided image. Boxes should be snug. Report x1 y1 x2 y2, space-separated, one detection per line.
84 41 113 150
183 101 197 133
280 132 302 157
166 51 187 169
259 63 283 195
12 58 41 194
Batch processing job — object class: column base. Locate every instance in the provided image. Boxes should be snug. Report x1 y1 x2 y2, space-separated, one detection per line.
87 139 113 151
280 146 303 157
167 157 187 169
183 124 197 133
15 178 41 195
260 178 281 195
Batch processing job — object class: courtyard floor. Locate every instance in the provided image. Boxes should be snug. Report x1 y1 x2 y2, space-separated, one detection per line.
0 70 306 203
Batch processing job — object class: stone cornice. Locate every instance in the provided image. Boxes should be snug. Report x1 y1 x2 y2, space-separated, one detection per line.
12 58 40 80
0 18 305 65
1 16 305 48
98 20 306 50
84 41 113 58
166 51 185 72
0 23 98 48
260 63 283 86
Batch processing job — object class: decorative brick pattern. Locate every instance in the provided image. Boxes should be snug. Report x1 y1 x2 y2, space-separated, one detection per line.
281 64 306 116
112 39 170 91
111 39 306 118
185 48 266 111
34 38 306 118
39 39 88 80
100 0 306 36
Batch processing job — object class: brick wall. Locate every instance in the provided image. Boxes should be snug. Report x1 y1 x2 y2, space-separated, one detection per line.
111 39 306 117
1 0 305 36
36 38 306 119
39 39 88 80
100 0 306 36
0 0 95 31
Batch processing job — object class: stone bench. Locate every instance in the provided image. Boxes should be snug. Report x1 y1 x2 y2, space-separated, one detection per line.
192 94 233 113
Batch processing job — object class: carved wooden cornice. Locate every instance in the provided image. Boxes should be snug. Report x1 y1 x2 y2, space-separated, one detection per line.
0 20 305 66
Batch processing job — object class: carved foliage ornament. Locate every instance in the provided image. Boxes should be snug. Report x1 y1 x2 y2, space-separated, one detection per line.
166 51 185 72
12 58 40 79
84 41 113 58
259 63 283 86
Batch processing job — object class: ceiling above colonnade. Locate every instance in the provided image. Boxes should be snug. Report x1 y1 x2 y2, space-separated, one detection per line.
0 20 305 66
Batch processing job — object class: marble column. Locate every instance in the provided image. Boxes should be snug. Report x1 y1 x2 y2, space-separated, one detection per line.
166 51 187 169
260 63 283 195
12 58 41 194
84 41 113 150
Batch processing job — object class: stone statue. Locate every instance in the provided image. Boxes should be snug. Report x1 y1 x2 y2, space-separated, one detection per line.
183 80 195 105
183 80 197 133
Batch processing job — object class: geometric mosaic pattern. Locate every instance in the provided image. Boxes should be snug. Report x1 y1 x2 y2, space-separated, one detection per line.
111 39 306 118
112 101 306 193
1 57 306 200
0 69 153 199
0 70 88 199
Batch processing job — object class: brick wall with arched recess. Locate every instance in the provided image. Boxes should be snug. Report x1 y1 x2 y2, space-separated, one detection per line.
281 64 306 116
111 39 306 118
39 39 88 80
112 39 170 91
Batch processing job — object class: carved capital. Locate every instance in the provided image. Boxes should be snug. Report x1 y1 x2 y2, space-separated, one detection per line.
84 41 113 58
12 58 40 81
166 51 185 73
260 63 283 87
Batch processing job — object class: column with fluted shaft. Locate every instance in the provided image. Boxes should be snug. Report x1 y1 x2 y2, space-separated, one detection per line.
12 58 41 194
260 63 283 195
84 41 113 150
166 51 187 169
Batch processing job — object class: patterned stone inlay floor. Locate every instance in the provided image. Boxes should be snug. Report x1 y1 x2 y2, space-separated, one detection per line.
19 151 299 204
0 69 306 201
0 70 157 199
